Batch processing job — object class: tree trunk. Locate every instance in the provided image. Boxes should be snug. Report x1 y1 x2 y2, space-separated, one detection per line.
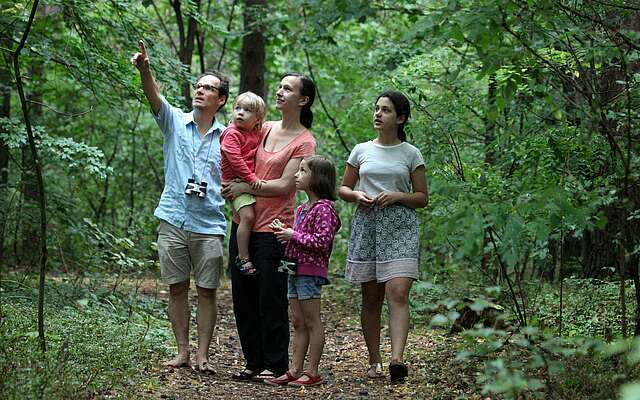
13 0 47 352
632 255 640 336
0 34 11 263
619 245 628 337
484 74 497 166
20 58 43 267
239 0 266 98
127 130 136 229
480 75 497 276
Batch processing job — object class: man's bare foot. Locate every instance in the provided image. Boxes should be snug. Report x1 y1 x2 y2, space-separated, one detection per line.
164 353 191 368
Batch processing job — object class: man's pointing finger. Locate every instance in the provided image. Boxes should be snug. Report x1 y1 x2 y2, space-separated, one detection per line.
138 40 147 57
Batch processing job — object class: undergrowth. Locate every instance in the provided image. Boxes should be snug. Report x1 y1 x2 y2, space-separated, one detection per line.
0 273 170 399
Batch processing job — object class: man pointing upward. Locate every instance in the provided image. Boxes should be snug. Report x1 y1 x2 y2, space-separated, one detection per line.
131 40 228 373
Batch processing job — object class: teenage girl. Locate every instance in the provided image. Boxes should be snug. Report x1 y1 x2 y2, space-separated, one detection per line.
339 91 428 384
266 155 341 387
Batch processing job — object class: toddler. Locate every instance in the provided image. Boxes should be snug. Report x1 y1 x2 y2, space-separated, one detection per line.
220 91 266 275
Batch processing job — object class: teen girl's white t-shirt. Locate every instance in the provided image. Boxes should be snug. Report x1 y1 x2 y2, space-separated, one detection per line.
346 140 425 196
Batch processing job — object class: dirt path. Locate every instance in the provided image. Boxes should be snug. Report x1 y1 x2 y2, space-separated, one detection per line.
140 279 481 400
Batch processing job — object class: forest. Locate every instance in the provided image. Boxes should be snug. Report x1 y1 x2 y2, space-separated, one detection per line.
1 0 640 399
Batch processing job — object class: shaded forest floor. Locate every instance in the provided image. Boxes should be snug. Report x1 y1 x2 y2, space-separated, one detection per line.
6 273 635 399
136 278 484 400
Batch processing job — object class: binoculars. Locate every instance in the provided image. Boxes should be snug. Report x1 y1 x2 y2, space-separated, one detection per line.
185 178 207 198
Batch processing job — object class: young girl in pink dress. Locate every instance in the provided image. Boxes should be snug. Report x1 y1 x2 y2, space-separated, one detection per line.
267 155 341 387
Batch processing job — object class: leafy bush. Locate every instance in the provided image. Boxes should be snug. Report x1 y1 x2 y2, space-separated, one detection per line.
0 275 169 399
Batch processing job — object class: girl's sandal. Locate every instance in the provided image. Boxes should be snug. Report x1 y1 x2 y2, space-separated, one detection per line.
288 371 323 387
366 362 384 379
265 370 299 386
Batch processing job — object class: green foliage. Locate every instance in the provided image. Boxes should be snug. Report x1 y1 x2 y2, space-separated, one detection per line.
79 218 157 275
0 117 111 179
2 0 640 396
0 275 169 399
531 279 637 338
453 325 640 399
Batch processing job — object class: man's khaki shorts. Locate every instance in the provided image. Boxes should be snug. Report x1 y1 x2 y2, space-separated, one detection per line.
157 220 224 289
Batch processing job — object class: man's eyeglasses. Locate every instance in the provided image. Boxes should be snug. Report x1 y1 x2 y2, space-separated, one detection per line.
193 83 219 92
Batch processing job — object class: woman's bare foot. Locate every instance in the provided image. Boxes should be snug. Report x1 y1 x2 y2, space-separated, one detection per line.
164 353 191 368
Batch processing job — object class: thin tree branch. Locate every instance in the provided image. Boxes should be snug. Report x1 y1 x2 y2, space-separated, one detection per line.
499 13 590 99
593 0 640 12
557 2 640 52
302 47 350 155
488 227 526 326
127 104 143 229
5 151 25 173
141 132 163 189
25 98 93 117
217 0 238 71
150 0 179 55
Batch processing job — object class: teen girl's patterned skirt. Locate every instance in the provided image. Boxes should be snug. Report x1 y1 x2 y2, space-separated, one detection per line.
345 204 419 283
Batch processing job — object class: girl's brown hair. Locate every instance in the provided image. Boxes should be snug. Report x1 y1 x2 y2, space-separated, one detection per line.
376 90 411 142
306 155 336 201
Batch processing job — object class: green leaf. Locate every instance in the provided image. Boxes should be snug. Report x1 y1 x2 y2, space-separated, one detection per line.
620 383 640 400
469 298 490 312
430 314 449 326
553 109 563 120
455 350 473 361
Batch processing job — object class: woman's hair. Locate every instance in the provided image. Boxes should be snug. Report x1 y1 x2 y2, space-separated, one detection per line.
282 73 316 129
197 70 230 107
233 91 266 130
305 155 337 201
376 90 411 142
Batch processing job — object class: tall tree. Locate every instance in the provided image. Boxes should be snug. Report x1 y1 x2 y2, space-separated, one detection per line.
0 34 10 263
239 0 266 98
12 0 47 351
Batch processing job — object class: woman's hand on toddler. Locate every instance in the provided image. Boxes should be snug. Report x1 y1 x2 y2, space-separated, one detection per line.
270 219 293 243
250 179 266 190
222 181 249 200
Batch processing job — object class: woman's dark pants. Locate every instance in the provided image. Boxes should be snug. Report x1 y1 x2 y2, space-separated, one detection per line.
229 223 289 375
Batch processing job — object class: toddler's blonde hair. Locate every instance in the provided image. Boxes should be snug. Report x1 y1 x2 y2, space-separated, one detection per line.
233 91 266 131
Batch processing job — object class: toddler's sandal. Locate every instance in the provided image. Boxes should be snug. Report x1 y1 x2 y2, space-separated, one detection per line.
236 257 259 276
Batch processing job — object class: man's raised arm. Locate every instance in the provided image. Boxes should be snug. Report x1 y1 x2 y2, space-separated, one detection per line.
130 40 162 115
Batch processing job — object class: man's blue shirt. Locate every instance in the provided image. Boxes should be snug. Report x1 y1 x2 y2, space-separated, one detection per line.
153 97 226 235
